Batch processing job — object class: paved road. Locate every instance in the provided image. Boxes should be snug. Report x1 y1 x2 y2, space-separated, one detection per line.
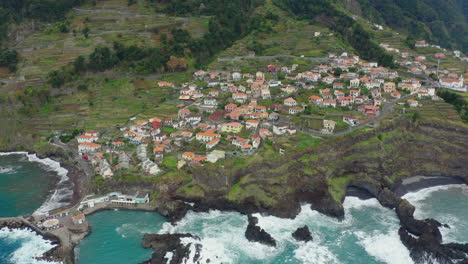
73 8 163 18
52 140 93 189
217 55 329 63
299 93 417 137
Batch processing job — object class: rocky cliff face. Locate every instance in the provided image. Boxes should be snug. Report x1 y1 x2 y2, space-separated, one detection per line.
140 233 202 264
172 117 468 219
151 116 468 264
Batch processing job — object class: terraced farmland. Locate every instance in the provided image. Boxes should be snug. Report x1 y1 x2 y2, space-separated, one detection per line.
412 100 462 121
27 78 178 135
12 0 206 79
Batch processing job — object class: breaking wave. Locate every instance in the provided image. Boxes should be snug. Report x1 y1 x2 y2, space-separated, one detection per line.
0 152 73 215
0 227 61 264
158 197 414 264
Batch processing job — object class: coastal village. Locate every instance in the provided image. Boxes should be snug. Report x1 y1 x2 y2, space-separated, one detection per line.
70 46 466 180
11 43 465 259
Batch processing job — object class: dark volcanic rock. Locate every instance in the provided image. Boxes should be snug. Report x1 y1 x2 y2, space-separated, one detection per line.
292 226 312 242
140 233 202 264
245 215 276 247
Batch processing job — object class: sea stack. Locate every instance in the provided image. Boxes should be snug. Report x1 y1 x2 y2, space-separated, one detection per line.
292 226 313 242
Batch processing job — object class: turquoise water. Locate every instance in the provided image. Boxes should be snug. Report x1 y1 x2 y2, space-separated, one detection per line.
1 152 467 264
76 210 167 264
160 198 412 264
0 227 59 264
403 185 468 244
0 153 59 217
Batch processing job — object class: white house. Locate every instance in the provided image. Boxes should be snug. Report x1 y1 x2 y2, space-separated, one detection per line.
232 72 242 81
284 97 297 107
439 77 465 92
78 142 101 153
77 135 98 143
273 123 289 135
350 79 360 88
141 159 160 175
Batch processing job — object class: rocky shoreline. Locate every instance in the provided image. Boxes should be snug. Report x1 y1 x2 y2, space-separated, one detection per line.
2 116 468 264
141 175 468 264
2 155 467 264
349 175 468 264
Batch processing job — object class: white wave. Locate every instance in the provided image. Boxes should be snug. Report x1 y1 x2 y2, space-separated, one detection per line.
0 227 61 264
0 151 73 215
159 200 412 264
160 210 278 263
403 184 468 244
0 166 15 174
343 197 382 210
294 242 341 264
355 230 414 264
402 184 468 204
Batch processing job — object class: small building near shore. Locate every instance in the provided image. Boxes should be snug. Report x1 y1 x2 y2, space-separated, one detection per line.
72 214 86 225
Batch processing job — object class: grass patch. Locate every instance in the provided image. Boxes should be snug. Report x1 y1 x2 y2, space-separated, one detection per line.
329 175 353 202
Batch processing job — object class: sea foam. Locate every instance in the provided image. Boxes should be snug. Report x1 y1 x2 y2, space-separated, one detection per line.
0 227 61 264
0 152 73 215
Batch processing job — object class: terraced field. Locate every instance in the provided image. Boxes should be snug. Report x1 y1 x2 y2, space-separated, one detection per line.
27 78 178 135
411 100 462 121
12 0 207 79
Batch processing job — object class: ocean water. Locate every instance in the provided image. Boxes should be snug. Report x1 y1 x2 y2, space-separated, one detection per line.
0 152 72 264
76 210 167 264
403 184 468 244
0 152 71 217
160 197 413 264
1 152 467 264
0 227 60 264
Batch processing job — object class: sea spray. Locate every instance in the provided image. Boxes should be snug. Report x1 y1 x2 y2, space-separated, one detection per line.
0 152 73 215
158 198 413 264
0 227 60 264
403 184 468 244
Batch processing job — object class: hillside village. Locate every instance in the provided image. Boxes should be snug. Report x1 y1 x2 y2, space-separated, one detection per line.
71 49 466 180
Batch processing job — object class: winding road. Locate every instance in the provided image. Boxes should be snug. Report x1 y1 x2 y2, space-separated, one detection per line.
298 93 417 137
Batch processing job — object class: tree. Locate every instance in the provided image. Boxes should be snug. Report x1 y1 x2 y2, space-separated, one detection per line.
0 49 18 71
405 36 416 49
82 26 90 38
88 46 116 72
332 68 343 77
73 55 86 73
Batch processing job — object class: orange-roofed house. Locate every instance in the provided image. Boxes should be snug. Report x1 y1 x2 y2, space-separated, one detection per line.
182 152 195 161
191 156 207 164
308 95 323 105
196 131 221 142
206 138 221 149
112 141 125 147
391 91 401 99
407 99 418 108
349 89 360 97
284 97 297 107
246 120 260 129
178 108 191 118
84 131 99 137
158 81 175 87
225 103 238 112
323 100 337 108
123 131 136 138
72 214 86 225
